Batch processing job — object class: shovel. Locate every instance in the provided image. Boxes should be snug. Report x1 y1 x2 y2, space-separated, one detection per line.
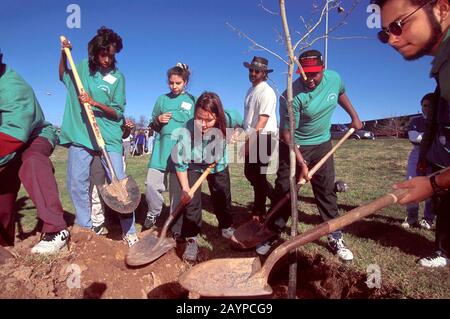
126 163 216 266
179 188 408 297
60 36 140 214
231 128 355 249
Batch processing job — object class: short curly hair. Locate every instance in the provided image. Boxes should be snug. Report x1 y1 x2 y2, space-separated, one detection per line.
88 26 123 73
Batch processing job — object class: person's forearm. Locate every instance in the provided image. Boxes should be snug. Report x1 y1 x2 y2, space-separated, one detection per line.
338 93 361 123
281 129 305 165
59 52 67 81
91 101 118 120
436 169 450 189
254 115 269 131
176 171 190 191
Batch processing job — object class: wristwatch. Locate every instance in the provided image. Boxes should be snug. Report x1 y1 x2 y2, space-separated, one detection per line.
429 174 449 196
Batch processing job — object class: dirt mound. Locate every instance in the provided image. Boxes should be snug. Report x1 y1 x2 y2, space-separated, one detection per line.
0 227 399 299
268 254 400 299
0 226 189 299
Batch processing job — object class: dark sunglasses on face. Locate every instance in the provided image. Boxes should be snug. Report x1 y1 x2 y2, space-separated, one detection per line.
249 69 262 74
377 0 433 44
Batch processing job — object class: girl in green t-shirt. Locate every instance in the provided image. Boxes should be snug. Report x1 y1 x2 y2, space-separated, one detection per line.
144 64 196 229
172 92 236 262
59 27 138 246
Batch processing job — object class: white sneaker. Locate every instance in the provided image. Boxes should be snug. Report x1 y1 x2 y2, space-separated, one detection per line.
327 235 354 262
221 227 235 239
419 251 450 268
401 217 418 229
256 238 278 256
31 229 70 254
419 219 432 230
122 233 139 247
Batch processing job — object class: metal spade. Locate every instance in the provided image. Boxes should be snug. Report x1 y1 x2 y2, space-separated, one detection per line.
179 188 407 297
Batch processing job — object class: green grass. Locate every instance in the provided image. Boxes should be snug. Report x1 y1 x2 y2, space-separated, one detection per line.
16 139 450 298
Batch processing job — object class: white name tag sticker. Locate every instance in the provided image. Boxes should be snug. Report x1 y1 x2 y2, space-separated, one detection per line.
103 74 117 85
180 101 192 111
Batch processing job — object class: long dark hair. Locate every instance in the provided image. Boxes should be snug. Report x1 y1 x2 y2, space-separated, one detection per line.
88 26 123 73
195 92 227 136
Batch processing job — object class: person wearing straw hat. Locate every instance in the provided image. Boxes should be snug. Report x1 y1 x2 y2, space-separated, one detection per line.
242 56 277 222
0 50 69 253
257 50 363 263
375 0 450 268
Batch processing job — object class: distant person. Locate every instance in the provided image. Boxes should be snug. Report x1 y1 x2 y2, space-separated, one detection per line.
402 93 435 230
0 52 69 253
377 0 450 268
258 50 363 262
59 27 138 247
242 56 277 221
134 129 147 156
144 63 196 229
172 92 242 261
121 118 134 168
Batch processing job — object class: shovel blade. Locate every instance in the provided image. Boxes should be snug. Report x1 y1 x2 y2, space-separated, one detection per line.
179 257 272 297
98 176 140 214
126 234 176 266
232 221 278 249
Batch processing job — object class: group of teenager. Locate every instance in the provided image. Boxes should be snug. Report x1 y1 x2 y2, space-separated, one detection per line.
0 0 449 269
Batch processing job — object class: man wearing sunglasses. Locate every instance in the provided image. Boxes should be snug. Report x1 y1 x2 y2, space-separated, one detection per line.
242 56 278 222
255 50 363 262
375 0 450 268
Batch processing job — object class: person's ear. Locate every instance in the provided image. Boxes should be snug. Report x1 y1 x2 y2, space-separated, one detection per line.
437 0 450 23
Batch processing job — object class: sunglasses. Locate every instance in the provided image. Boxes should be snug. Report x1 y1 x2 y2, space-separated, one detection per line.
249 68 262 74
377 0 433 44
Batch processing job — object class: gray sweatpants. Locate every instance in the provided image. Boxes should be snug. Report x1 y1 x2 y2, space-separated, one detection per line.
146 169 182 217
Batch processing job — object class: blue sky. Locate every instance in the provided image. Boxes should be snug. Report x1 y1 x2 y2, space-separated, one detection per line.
0 0 436 126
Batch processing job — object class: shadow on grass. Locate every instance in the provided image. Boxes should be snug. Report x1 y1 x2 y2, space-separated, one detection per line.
13 196 75 241
295 196 434 258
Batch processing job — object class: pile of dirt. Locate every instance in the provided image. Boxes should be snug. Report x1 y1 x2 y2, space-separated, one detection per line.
0 227 399 299
268 254 400 299
0 226 189 299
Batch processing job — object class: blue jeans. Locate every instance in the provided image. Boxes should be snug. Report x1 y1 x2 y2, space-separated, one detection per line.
67 145 136 235
405 146 435 224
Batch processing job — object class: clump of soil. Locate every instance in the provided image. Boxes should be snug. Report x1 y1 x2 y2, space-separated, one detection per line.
0 227 399 299
268 253 400 299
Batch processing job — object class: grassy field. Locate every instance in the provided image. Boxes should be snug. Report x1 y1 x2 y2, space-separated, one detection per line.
15 139 450 298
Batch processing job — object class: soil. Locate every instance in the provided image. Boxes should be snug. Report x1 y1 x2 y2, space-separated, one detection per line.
0 225 399 299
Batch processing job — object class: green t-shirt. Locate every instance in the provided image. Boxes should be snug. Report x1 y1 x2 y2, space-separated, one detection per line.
0 65 58 166
280 69 345 146
429 28 450 167
174 108 243 174
59 59 125 154
148 92 196 171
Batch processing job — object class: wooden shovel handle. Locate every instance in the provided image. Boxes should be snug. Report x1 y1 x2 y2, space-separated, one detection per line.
60 36 118 181
158 163 216 240
258 188 408 278
263 128 355 225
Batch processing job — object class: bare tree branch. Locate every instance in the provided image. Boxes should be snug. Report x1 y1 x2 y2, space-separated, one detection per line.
297 35 369 52
226 22 289 65
258 0 279 15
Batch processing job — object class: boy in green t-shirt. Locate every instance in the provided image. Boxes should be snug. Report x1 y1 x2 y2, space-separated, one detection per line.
259 50 363 262
59 27 137 246
0 53 69 253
